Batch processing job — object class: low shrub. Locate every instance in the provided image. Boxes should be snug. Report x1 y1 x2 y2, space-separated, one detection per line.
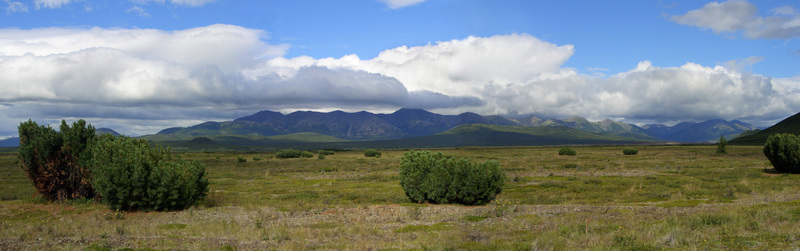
558 147 576 156
399 150 505 205
275 149 314 159
252 157 262 161
623 148 638 155
763 133 800 173
237 157 247 163
89 134 209 211
364 149 382 158
17 119 96 201
318 150 335 156
717 134 728 154
317 154 325 160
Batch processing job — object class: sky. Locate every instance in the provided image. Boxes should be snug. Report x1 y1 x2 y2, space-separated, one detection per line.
1 0 800 137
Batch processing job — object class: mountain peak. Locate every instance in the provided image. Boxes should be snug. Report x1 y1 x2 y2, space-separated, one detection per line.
234 110 284 123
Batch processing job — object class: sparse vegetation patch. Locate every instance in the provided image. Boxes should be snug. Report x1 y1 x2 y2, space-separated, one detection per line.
275 149 314 159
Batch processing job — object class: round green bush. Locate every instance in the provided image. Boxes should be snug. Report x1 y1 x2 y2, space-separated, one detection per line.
399 150 504 205
558 147 577 156
623 148 638 155
275 149 314 159
364 149 382 158
89 134 208 211
763 133 800 173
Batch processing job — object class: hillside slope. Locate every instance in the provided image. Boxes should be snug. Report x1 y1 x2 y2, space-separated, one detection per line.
730 112 800 145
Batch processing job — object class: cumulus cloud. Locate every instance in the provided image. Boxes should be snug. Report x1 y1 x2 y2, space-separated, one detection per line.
265 34 800 126
269 34 575 98
671 0 800 39
0 24 484 135
599 61 793 122
0 24 288 71
378 0 427 9
1 24 798 136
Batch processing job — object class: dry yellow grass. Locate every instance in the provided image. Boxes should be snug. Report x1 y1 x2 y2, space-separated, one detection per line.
0 145 799 250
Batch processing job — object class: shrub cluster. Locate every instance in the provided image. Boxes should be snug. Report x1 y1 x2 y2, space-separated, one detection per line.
17 119 96 201
364 149 382 158
558 147 577 156
623 148 639 155
89 134 209 211
763 133 800 173
399 150 505 205
318 150 335 156
275 149 314 159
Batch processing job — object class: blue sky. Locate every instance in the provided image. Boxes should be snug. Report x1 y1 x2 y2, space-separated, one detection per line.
1 0 799 136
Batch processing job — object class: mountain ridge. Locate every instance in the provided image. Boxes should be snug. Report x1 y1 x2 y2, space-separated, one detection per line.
151 108 759 143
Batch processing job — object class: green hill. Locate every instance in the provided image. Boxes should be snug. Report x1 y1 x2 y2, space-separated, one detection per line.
730 112 800 145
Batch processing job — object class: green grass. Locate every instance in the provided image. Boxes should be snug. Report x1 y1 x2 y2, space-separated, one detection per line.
1 145 800 250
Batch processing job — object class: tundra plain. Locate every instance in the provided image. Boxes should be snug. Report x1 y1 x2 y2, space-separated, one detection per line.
1 145 799 250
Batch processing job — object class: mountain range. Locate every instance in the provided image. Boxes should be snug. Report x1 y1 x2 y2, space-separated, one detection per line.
0 109 771 149
155 108 518 141
151 108 757 143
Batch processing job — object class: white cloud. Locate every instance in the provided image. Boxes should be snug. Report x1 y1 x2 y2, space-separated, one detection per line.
0 24 483 135
598 62 792 123
126 6 149 17
671 0 800 39
0 24 288 71
5 0 27 13
269 34 574 99
1 24 798 135
264 35 799 125
378 0 427 9
34 0 72 9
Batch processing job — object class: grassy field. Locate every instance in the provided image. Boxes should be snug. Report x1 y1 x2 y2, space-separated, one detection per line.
1 145 799 250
